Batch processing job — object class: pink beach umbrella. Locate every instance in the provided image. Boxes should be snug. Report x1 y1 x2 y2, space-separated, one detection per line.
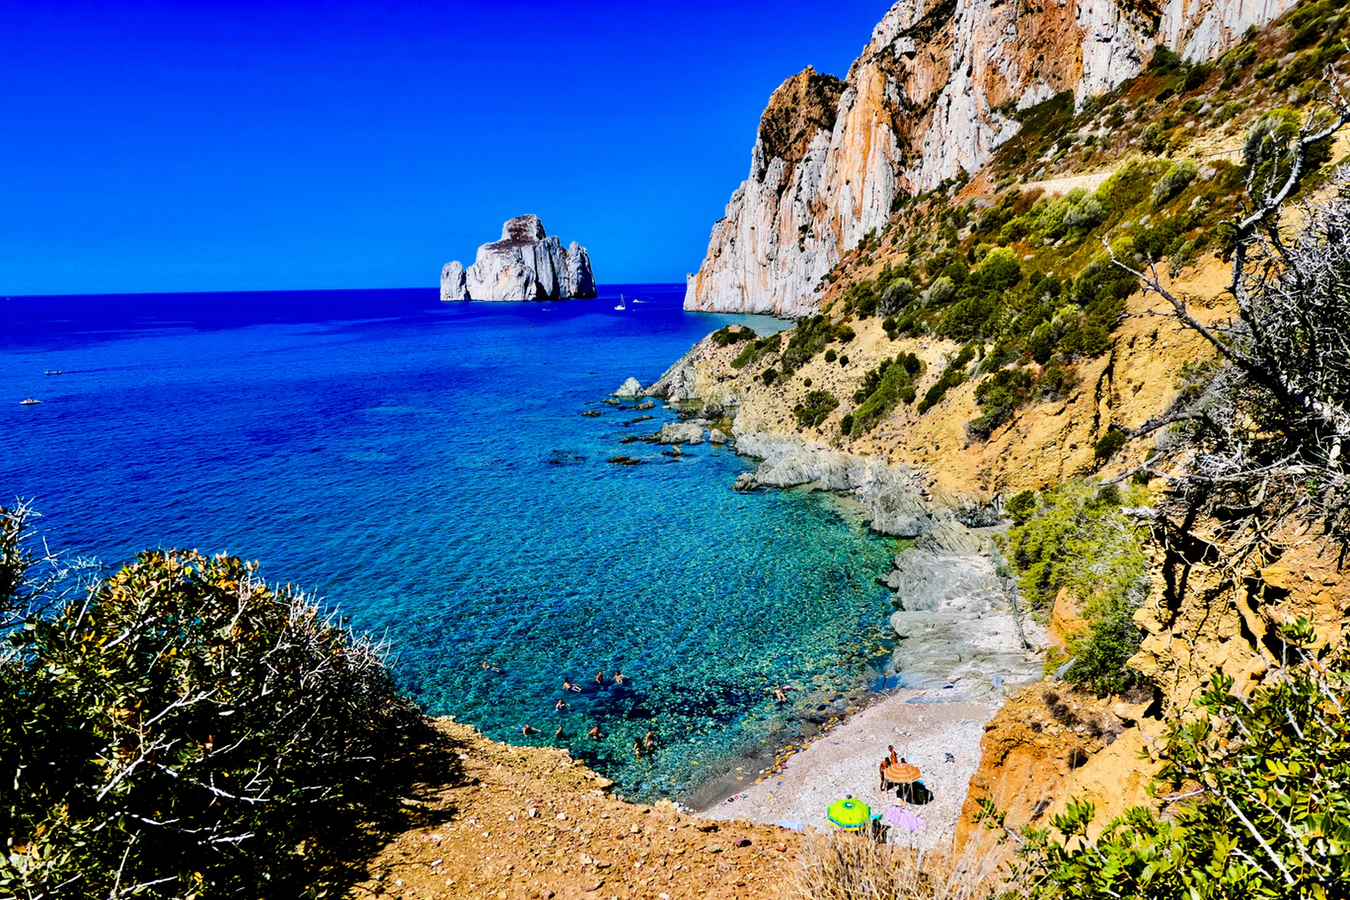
884 805 925 832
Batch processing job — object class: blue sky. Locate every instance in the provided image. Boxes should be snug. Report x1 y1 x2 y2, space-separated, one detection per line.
0 1 890 295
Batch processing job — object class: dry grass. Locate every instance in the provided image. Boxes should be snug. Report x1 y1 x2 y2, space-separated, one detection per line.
787 830 1012 900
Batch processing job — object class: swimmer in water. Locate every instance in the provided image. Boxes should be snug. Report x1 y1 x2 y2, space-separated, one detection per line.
586 725 602 740
614 671 626 685
644 730 656 751
595 670 606 685
633 738 643 760
555 699 569 711
554 725 564 739
522 724 538 736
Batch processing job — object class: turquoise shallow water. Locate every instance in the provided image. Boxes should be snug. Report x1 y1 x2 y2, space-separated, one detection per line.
0 285 898 800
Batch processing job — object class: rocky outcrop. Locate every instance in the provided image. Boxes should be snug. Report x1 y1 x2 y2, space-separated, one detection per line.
441 215 597 301
684 0 1293 317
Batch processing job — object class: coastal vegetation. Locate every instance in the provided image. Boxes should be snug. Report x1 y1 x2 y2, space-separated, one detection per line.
986 623 1350 900
0 504 427 899
1004 481 1150 695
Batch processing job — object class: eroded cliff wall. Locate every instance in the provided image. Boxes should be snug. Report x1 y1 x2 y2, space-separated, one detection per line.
685 0 1293 317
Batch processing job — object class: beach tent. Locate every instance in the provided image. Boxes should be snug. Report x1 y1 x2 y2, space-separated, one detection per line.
826 797 871 831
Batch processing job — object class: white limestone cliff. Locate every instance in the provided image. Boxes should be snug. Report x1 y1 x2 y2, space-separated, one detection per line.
441 215 598 301
685 0 1294 317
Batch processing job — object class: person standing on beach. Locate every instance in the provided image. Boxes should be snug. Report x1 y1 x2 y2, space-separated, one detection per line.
879 758 890 792
888 745 898 765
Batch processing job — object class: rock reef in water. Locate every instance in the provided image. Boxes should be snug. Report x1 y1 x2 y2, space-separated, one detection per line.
441 215 597 301
684 0 1295 316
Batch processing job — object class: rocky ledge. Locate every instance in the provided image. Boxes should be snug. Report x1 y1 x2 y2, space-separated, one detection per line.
441 215 596 301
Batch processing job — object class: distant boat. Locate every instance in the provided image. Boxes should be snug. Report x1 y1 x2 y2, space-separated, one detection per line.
20 398 42 406
614 294 627 311
44 370 62 375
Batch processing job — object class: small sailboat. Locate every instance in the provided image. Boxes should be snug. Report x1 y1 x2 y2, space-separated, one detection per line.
614 294 627 311
20 398 42 406
44 370 62 376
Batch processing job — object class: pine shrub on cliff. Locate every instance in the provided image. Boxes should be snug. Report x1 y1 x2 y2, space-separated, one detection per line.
1006 481 1149 695
0 504 428 899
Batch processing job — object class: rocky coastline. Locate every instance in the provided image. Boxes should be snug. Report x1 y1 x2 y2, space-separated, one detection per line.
618 350 1047 834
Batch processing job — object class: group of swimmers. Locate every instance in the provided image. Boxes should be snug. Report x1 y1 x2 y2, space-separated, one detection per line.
488 663 652 758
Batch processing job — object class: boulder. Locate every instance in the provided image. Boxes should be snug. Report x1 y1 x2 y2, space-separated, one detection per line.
614 377 643 398
441 215 597 301
656 423 705 445
708 429 730 444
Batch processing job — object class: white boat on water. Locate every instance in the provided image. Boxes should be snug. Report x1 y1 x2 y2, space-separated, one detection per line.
20 398 42 406
614 294 627 310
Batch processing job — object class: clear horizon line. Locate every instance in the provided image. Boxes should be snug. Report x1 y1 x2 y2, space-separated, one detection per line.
1 281 691 300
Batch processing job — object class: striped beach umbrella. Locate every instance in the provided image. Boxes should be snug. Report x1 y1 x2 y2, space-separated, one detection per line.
883 761 921 784
827 797 871 830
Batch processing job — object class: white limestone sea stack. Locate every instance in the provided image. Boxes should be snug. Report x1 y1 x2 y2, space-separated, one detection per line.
441 215 597 301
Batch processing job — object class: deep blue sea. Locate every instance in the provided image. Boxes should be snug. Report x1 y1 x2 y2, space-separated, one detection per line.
0 285 898 801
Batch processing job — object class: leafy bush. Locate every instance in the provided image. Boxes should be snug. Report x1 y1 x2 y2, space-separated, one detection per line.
967 367 1033 440
880 278 918 316
1150 159 1198 207
1003 627 1350 899
1094 429 1128 462
761 367 779 385
730 332 782 369
917 344 977 414
0 509 426 898
848 353 924 436
1006 481 1149 694
794 389 840 429
1005 490 1038 525
710 325 754 347
779 315 843 372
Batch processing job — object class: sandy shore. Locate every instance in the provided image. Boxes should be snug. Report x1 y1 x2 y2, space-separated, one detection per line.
699 690 1002 852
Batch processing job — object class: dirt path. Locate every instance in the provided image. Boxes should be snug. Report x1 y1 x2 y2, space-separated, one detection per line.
347 720 801 900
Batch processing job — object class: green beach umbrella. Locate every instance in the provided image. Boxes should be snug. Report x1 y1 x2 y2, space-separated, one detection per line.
827 797 871 830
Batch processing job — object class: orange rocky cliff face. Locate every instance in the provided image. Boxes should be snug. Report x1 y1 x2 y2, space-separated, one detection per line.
683 0 1295 317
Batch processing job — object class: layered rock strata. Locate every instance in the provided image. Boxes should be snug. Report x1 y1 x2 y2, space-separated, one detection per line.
684 0 1293 316
441 215 596 301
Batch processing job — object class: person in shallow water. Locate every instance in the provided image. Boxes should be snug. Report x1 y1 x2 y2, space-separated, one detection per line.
595 670 606 685
633 738 643 760
554 725 564 740
522 724 538 736
773 686 787 702
614 671 626 685
586 725 602 740
644 730 656 752
482 661 503 674
555 698 569 711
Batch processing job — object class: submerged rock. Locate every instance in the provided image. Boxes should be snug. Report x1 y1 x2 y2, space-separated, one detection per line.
607 455 644 466
441 215 597 302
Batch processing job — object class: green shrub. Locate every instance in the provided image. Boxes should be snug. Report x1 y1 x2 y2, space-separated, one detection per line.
1005 489 1038 524
710 325 754 347
761 367 779 385
849 353 925 435
917 344 977 414
880 278 918 316
794 389 840 429
1094 429 1128 462
839 413 854 434
967 367 1033 440
825 348 837 363
1150 159 1198 207
1003 627 1350 898
730 332 782 370
0 511 425 899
